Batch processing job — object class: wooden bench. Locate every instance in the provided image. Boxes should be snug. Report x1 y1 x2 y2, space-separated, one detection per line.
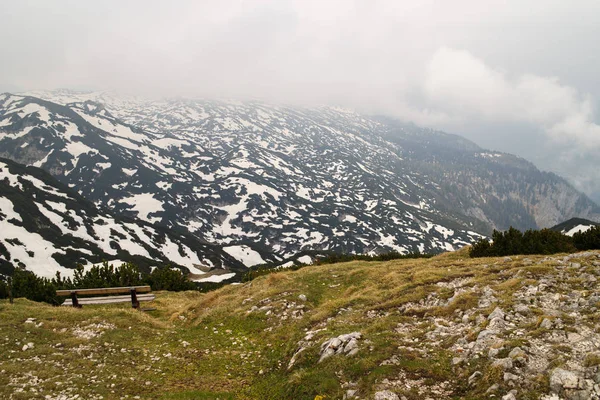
57 286 155 309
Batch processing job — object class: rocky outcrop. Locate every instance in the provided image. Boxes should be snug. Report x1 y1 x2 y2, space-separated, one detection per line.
369 251 600 399
319 332 362 362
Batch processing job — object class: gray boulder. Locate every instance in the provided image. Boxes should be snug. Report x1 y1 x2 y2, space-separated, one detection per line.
550 368 581 391
319 332 362 362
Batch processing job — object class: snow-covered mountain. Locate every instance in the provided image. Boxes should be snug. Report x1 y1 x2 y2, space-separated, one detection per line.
0 157 250 279
1 90 598 272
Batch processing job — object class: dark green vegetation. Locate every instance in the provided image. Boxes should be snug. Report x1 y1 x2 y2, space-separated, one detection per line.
572 225 600 250
313 250 434 264
470 225 600 257
0 262 197 305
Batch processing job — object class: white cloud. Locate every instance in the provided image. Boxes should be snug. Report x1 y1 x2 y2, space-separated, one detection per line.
1 0 599 199
412 47 600 150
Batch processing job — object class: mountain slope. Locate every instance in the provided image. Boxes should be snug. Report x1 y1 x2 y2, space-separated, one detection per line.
2 250 600 399
1 90 598 264
0 157 248 279
550 217 600 236
0 92 485 259
375 117 600 230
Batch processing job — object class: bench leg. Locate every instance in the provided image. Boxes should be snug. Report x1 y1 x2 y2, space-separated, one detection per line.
130 289 139 309
71 292 81 308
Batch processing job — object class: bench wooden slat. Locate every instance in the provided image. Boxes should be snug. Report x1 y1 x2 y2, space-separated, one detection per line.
62 294 155 306
56 285 151 297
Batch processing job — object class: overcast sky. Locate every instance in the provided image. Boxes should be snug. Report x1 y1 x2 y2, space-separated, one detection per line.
1 0 600 201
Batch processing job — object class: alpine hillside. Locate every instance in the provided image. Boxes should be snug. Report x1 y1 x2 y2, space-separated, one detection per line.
0 157 249 280
3 249 600 399
0 90 598 269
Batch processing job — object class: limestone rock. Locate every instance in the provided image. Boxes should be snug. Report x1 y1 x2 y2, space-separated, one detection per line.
492 358 513 370
550 368 581 391
374 390 400 400
319 332 362 363
502 390 517 400
540 318 553 330
504 372 519 382
508 347 526 359
486 384 499 394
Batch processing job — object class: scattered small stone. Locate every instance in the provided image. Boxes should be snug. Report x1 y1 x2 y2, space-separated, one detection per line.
514 304 531 315
72 322 116 340
508 347 526 359
486 384 500 394
22 342 34 351
452 357 464 366
488 347 502 358
540 318 553 330
504 372 519 382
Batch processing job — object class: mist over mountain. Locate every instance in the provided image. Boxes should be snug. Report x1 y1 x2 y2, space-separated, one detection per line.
2 2 600 204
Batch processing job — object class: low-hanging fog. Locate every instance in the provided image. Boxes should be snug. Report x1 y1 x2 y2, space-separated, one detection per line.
1 0 599 201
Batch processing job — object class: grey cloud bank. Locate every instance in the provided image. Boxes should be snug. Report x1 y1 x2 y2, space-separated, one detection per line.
1 0 599 200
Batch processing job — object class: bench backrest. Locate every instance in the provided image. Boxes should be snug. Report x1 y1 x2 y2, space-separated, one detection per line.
56 285 151 297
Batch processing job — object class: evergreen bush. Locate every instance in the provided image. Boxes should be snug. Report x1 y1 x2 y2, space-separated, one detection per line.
573 226 600 250
146 267 197 291
469 226 595 258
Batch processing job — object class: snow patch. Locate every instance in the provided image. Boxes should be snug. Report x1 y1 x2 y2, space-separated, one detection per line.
120 193 164 224
223 245 265 267
563 224 595 237
194 273 236 283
